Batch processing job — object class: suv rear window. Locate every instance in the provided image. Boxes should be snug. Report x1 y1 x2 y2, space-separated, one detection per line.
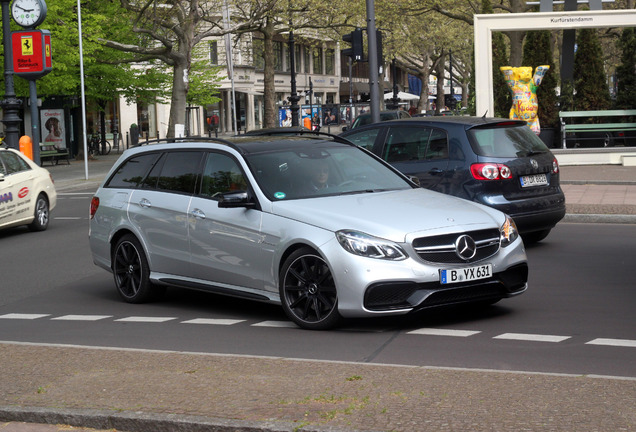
467 124 549 158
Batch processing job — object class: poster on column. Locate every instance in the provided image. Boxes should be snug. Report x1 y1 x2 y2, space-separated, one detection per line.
40 109 66 149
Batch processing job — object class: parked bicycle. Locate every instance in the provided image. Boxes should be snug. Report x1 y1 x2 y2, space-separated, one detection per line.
88 132 111 156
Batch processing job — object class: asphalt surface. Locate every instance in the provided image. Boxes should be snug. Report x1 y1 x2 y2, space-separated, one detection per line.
2 148 635 432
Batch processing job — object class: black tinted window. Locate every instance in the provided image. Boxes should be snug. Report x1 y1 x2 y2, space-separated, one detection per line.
156 151 203 193
107 153 161 188
383 127 448 162
468 125 549 157
199 153 247 199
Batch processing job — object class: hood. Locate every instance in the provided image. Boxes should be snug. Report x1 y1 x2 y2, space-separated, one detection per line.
271 188 504 242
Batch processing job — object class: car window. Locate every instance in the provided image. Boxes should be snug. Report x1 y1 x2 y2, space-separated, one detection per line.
155 151 204 193
199 152 247 199
0 151 30 175
344 128 381 151
383 127 448 163
468 124 549 157
107 153 161 189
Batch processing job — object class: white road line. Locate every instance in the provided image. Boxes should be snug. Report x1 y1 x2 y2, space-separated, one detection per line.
407 328 481 337
0 313 50 320
494 333 571 343
586 338 636 348
181 318 244 325
54 217 83 220
115 316 177 323
251 321 297 328
52 315 112 321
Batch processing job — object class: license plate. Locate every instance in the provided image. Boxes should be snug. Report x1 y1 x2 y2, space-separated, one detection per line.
520 173 548 188
440 264 492 284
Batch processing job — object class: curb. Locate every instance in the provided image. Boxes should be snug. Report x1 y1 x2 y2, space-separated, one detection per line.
563 213 636 224
0 406 361 432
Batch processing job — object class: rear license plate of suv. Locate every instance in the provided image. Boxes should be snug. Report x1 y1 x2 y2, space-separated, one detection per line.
520 173 548 188
440 264 492 284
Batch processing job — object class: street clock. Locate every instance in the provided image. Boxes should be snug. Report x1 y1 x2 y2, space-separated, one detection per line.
11 0 47 28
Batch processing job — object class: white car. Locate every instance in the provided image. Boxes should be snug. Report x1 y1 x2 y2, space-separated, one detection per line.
0 146 57 232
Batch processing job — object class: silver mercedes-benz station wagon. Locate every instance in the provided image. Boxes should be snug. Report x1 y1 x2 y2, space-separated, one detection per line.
89 134 528 330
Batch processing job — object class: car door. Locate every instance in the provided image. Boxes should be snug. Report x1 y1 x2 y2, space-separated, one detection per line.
188 151 266 290
380 126 450 189
128 150 203 277
0 151 35 228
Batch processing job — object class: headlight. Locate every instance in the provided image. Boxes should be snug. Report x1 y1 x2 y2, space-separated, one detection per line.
336 230 407 260
500 216 520 247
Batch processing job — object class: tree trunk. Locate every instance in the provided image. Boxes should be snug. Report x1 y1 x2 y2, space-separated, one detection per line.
168 59 189 138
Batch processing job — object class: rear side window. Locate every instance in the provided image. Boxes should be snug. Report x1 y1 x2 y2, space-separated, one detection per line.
106 153 160 188
155 151 204 193
383 127 448 162
468 125 549 157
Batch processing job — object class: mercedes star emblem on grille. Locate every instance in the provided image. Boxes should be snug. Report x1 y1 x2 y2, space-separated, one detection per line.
455 235 477 260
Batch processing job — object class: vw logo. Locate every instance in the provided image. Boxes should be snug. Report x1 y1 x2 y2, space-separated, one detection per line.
455 235 477 260
530 159 539 169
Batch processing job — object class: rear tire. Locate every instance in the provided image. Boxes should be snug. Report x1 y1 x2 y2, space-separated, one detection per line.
522 228 551 244
279 247 341 330
28 194 49 232
112 234 159 303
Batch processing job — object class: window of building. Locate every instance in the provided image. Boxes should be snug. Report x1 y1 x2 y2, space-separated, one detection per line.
274 40 283 71
210 40 218 65
253 38 264 70
325 48 335 75
304 46 310 74
312 47 323 74
137 102 157 138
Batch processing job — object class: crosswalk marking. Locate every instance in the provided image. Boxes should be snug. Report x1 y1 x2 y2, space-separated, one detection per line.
586 338 636 348
252 320 297 328
0 313 50 320
182 318 245 325
52 315 112 321
114 316 177 323
407 328 480 337
493 333 571 343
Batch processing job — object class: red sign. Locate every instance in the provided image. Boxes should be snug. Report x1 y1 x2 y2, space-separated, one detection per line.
11 29 52 79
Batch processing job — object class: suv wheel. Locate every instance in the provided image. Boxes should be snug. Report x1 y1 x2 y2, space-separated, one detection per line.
279 247 341 330
113 234 160 303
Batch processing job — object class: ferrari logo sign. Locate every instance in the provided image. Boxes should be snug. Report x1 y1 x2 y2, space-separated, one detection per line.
11 29 52 79
21 35 34 56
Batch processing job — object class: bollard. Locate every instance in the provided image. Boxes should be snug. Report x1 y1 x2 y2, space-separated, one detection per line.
19 135 33 160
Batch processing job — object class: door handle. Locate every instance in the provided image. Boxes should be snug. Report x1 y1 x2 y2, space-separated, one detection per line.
428 168 444 175
138 198 151 208
191 208 206 219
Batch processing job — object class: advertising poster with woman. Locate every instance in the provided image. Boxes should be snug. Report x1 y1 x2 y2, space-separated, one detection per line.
40 109 66 149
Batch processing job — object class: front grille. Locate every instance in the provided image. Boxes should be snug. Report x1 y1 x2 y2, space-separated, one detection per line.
412 229 500 264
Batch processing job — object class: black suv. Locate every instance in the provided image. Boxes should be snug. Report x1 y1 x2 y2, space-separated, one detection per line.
341 116 565 242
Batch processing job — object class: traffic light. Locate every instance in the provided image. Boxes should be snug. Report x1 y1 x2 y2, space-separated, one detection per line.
342 28 363 61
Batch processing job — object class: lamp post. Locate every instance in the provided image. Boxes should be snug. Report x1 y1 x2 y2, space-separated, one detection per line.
1 0 23 150
288 24 300 127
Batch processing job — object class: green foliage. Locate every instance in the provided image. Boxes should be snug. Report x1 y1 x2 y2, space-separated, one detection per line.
522 31 559 128
573 29 611 112
615 27 636 110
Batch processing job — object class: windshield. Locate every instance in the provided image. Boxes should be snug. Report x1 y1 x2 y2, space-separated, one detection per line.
468 124 550 158
245 145 413 200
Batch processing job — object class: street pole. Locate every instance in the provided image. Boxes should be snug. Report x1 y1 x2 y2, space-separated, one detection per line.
309 77 313 130
1 0 23 150
365 0 380 123
288 24 300 127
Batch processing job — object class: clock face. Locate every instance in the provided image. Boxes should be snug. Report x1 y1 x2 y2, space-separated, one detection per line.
11 0 46 28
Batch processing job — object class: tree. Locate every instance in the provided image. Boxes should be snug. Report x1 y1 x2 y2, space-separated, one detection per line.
522 30 559 128
614 27 636 109
573 28 611 111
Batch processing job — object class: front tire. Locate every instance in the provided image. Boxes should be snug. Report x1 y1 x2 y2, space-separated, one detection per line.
28 194 49 231
112 235 157 303
279 247 341 330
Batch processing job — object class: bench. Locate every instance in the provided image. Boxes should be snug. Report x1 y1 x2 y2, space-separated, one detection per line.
560 109 636 149
39 146 70 166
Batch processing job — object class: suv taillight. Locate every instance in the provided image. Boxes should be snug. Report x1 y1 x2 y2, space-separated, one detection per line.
552 158 559 174
470 163 512 181
90 197 99 219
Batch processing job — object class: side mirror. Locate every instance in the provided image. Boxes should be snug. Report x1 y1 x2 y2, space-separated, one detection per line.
218 191 256 209
409 176 421 186
341 126 348 132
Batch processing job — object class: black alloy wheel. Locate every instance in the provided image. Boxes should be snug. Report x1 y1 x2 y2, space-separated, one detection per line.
112 234 157 303
280 247 341 330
